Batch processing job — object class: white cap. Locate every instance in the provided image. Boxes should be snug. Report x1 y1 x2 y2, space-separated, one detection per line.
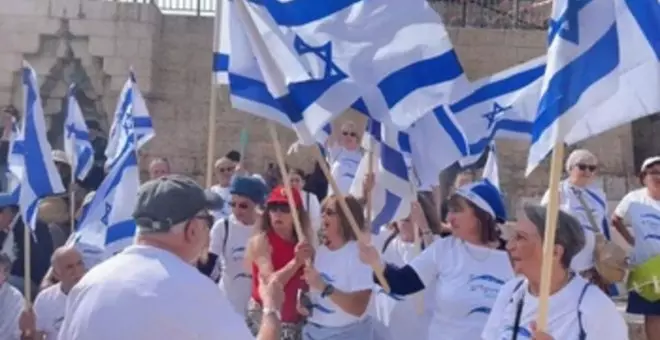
641 156 660 172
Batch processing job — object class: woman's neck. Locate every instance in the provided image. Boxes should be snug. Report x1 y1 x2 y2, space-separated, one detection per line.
274 228 295 242
647 187 660 200
569 178 587 188
527 266 570 296
398 232 415 244
326 238 347 251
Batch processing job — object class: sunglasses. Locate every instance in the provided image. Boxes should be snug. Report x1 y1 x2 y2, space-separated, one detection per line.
267 203 291 213
321 208 337 216
229 201 250 210
217 167 235 173
576 164 597 172
342 131 357 138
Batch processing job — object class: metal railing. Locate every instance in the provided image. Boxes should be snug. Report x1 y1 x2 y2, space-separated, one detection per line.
111 0 550 30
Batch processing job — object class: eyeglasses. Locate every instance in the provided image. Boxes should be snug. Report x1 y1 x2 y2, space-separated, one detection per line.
217 167 235 173
321 208 337 216
229 201 250 210
342 131 357 138
267 203 291 213
576 164 597 172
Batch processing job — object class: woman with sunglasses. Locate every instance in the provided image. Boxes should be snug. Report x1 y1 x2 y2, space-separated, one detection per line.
209 157 238 220
326 121 363 196
359 180 514 340
245 186 314 340
540 149 613 289
371 196 442 340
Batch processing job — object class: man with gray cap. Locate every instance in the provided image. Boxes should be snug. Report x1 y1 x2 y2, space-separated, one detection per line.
57 174 255 339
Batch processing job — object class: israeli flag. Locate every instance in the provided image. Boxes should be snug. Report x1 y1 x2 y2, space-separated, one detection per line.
526 0 620 175
63 84 94 181
482 143 500 189
9 63 66 229
215 0 353 144
75 129 139 259
233 0 464 129
105 71 154 170
350 118 412 233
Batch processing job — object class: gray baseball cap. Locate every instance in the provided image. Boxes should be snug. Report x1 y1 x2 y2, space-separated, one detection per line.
133 174 213 232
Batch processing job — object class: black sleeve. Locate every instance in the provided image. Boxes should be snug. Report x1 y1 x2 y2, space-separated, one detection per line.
197 253 220 283
0 140 9 167
372 263 426 296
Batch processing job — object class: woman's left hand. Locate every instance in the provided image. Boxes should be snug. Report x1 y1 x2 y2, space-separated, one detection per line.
530 322 554 340
303 265 326 291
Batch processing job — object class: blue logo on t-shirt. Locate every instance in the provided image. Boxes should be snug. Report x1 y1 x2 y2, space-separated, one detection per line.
502 325 532 339
466 274 505 316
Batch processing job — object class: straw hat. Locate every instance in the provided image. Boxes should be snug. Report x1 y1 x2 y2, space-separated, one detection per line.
38 196 69 225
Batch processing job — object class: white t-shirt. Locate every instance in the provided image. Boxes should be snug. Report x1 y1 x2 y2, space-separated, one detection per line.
209 214 254 315
34 283 67 340
482 276 628 340
308 241 373 328
409 236 514 340
541 180 608 272
615 188 660 265
57 245 253 340
327 146 362 196
209 184 232 220
0 283 23 340
302 190 321 233
373 233 439 340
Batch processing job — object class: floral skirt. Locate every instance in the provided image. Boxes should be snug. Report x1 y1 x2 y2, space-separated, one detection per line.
246 298 303 340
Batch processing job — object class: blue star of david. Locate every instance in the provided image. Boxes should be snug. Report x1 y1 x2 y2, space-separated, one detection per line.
101 203 112 225
293 36 346 81
65 123 77 139
548 0 592 45
482 102 512 129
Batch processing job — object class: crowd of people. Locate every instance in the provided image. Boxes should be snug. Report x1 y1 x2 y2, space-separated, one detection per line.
0 117 659 340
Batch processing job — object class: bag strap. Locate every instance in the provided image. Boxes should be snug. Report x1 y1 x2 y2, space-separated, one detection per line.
381 231 398 253
510 279 526 340
577 283 591 340
306 191 310 210
222 218 230 256
570 187 601 234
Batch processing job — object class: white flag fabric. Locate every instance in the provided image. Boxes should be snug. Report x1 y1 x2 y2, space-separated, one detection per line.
482 144 500 189
64 85 95 181
526 0 620 175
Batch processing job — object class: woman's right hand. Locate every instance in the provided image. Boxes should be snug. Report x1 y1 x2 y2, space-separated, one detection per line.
294 241 314 265
358 242 380 267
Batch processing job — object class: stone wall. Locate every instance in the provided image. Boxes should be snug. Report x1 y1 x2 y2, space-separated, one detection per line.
0 0 647 203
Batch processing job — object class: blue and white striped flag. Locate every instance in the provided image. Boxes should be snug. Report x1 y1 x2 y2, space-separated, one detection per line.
75 127 139 259
9 62 66 229
64 85 94 181
105 71 154 170
526 0 620 175
350 118 412 233
214 0 352 144
227 0 464 130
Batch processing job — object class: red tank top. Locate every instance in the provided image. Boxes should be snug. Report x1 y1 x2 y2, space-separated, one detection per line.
251 231 305 323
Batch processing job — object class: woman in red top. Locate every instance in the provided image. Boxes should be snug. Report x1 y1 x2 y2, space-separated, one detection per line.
245 185 314 340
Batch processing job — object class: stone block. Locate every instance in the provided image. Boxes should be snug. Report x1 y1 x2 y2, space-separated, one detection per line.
102 57 128 77
0 0 48 16
116 3 141 22
43 98 63 115
456 28 507 47
139 4 161 25
0 71 13 88
88 37 115 57
5 33 40 54
81 0 118 21
115 39 140 58
69 19 117 38
137 39 154 59
0 54 23 72
48 0 83 19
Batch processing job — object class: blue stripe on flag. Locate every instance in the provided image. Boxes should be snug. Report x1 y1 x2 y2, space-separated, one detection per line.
625 0 660 60
248 0 361 26
378 50 464 111
213 52 230 72
432 106 468 156
105 219 137 244
380 143 408 181
371 190 402 232
230 73 285 113
469 119 534 153
532 24 620 144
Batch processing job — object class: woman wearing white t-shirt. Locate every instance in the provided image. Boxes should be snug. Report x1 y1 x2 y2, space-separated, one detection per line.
360 179 514 340
540 149 612 289
372 196 442 340
299 195 377 339
326 121 363 196
209 176 267 315
612 156 660 338
483 204 627 340
209 157 237 220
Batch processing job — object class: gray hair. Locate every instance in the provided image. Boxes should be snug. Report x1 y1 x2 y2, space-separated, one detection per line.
0 252 12 272
565 149 597 172
522 204 585 269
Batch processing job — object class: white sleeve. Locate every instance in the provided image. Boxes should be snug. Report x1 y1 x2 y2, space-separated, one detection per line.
348 246 377 292
613 192 633 222
209 219 226 256
203 289 255 339
481 279 517 340
0 287 24 340
409 238 446 287
33 292 48 332
582 289 629 340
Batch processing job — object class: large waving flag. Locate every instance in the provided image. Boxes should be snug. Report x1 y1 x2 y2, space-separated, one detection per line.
105 71 154 169
526 0 620 174
75 128 139 259
350 118 412 232
230 0 464 130
215 0 354 144
9 63 66 229
64 85 94 181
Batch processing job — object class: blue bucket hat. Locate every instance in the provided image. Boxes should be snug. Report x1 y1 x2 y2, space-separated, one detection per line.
230 176 267 205
455 179 507 223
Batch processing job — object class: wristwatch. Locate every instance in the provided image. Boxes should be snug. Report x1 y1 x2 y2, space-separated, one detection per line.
262 307 281 320
321 284 335 298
